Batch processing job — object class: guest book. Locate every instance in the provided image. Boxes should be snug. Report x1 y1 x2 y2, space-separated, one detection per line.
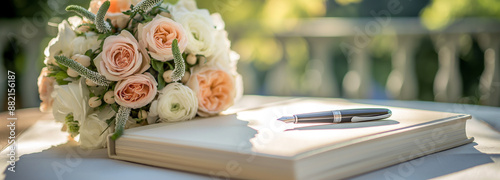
108 98 472 179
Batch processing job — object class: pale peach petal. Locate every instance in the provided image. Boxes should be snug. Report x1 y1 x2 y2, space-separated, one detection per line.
138 15 187 62
38 67 55 112
94 30 148 81
187 66 236 116
114 73 157 109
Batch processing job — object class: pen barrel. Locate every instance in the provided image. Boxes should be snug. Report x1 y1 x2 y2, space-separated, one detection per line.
339 108 391 122
294 111 338 123
293 108 391 123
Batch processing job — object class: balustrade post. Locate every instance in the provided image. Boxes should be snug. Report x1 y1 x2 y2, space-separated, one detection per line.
342 39 372 99
304 37 338 97
386 35 420 100
477 33 500 106
263 38 292 96
432 34 462 103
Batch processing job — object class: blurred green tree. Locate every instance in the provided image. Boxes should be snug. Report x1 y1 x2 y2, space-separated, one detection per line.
421 0 500 29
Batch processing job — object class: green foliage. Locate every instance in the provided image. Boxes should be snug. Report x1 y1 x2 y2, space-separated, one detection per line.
47 63 72 85
110 103 119 112
100 116 115 136
422 0 500 29
149 5 170 17
65 114 80 137
151 59 166 90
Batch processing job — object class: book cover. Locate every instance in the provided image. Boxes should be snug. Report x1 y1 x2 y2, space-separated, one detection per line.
108 98 472 179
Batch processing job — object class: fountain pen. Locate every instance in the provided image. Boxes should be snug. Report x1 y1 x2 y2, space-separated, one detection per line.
277 108 392 123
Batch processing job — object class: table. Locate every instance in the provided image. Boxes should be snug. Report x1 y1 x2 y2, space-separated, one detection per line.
1 96 500 180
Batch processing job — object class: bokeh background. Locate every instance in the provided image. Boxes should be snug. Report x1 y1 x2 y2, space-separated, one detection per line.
1 0 500 111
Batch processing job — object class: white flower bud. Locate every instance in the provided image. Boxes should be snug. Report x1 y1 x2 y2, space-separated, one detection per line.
86 78 97 86
138 110 148 120
67 68 79 77
181 71 190 84
88 96 102 108
186 54 197 65
103 91 115 104
72 54 91 67
163 70 173 83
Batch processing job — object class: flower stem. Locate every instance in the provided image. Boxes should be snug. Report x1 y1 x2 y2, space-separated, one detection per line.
95 1 112 33
111 106 131 140
133 0 162 13
171 39 185 82
66 5 96 22
54 55 110 86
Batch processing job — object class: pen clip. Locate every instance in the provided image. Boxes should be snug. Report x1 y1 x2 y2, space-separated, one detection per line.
350 114 391 122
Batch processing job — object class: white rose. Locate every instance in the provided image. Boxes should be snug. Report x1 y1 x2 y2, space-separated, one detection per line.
44 20 77 65
79 114 109 149
52 78 90 124
233 72 244 103
70 32 101 55
78 105 115 149
203 29 231 69
171 0 198 12
67 16 84 30
171 8 216 56
211 13 225 30
155 83 198 122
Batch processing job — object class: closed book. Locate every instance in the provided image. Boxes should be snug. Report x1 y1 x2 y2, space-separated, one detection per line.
108 98 472 179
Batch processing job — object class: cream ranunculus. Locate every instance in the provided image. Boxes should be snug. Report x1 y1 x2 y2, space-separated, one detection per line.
155 83 198 122
44 20 77 65
171 5 216 57
52 78 91 123
138 15 188 61
94 30 150 81
79 106 115 149
211 13 225 30
187 66 238 117
114 73 158 109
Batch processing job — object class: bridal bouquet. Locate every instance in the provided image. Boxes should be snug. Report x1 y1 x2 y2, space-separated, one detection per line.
37 0 242 149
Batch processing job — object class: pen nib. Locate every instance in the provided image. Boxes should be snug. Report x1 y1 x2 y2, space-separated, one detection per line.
277 116 295 123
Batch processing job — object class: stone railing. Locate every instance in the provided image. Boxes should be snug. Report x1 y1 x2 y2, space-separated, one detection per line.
272 17 500 106
1 17 499 110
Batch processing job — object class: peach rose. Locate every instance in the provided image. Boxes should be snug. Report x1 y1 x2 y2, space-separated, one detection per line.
114 73 158 109
187 66 237 117
37 67 55 112
94 30 150 81
138 15 188 61
89 0 141 28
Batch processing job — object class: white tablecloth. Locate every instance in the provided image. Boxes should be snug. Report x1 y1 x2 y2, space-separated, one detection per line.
2 96 500 180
